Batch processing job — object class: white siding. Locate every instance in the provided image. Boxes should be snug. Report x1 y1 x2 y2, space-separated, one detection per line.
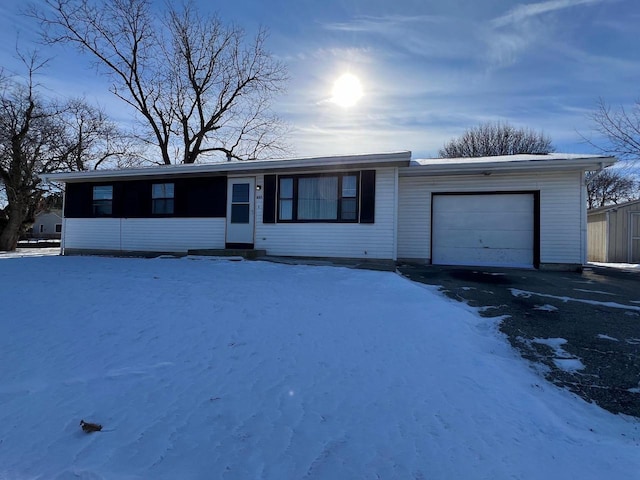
397 171 584 265
254 167 397 260
121 218 225 252
64 218 225 253
64 218 122 251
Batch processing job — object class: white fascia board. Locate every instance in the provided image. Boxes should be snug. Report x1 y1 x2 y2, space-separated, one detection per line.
41 151 412 183
399 155 616 177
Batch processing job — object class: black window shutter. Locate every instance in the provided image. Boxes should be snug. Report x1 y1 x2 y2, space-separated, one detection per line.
360 170 376 223
263 175 277 223
64 183 92 218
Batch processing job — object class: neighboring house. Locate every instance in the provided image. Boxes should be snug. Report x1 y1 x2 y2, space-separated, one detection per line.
32 209 63 239
43 151 614 270
587 199 640 263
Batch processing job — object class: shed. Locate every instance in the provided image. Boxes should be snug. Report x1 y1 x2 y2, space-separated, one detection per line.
587 199 640 263
42 151 614 270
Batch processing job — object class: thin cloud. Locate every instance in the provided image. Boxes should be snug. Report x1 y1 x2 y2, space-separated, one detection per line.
492 0 605 28
323 14 447 33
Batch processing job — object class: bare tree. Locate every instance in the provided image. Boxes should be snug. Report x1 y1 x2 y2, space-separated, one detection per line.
439 122 555 158
585 169 638 209
0 56 66 250
60 99 142 171
32 0 289 164
588 98 640 163
0 54 132 251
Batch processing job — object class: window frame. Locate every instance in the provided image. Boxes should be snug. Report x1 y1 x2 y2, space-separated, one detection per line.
151 182 175 216
92 185 113 217
276 172 360 223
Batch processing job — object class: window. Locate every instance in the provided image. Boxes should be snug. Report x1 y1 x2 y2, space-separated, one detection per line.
230 183 250 223
39 224 44 233
278 173 359 222
93 185 113 216
152 183 175 215
55 224 62 233
279 178 293 220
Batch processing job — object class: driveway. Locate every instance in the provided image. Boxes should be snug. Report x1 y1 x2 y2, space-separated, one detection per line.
398 263 640 417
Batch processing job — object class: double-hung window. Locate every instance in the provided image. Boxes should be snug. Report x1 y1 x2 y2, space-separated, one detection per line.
92 185 113 216
152 183 175 215
278 173 359 222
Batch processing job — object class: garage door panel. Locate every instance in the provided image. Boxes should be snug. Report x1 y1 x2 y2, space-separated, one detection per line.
443 229 534 249
432 193 534 267
434 195 532 213
433 212 532 231
434 246 534 267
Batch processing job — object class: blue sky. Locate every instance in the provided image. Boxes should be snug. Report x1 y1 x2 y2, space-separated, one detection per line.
0 0 638 159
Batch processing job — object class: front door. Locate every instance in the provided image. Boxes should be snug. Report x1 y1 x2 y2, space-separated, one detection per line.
226 177 255 248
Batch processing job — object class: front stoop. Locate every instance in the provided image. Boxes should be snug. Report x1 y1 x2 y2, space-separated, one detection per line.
187 248 267 260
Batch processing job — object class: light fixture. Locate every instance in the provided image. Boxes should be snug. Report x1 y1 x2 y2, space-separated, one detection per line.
256 185 262 191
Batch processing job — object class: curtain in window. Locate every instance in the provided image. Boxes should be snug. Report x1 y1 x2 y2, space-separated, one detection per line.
298 177 338 220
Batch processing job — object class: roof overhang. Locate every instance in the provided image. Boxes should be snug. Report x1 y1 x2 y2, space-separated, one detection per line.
400 154 617 177
587 198 640 215
41 151 412 183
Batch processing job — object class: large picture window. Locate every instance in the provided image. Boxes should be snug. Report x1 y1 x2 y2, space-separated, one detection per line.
92 185 113 216
278 173 359 222
152 183 175 215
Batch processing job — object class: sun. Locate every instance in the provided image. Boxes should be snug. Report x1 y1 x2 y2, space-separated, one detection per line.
331 73 363 108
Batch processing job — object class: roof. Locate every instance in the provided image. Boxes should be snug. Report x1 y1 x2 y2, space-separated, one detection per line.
40 151 616 183
35 209 62 219
41 151 412 183
587 198 640 215
402 153 616 176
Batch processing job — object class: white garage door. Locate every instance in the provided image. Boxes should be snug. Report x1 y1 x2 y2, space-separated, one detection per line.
432 193 534 268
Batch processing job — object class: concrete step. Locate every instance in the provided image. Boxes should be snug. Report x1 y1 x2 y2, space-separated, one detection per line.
187 248 266 259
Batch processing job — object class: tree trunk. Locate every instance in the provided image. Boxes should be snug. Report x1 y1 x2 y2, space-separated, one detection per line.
0 200 28 251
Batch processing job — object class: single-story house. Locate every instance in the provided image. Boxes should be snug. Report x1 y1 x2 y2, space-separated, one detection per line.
587 198 640 263
43 151 615 270
31 209 63 239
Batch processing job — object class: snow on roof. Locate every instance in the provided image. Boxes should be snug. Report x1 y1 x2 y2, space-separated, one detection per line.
42 151 412 182
404 153 616 176
411 153 613 166
41 151 616 183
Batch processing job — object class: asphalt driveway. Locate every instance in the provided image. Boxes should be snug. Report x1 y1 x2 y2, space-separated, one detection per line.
398 263 640 417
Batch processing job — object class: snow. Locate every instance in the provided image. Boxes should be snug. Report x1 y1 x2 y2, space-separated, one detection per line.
590 262 640 271
530 338 585 373
0 256 638 479
597 334 620 342
511 288 640 312
573 288 618 296
533 304 558 312
0 247 61 259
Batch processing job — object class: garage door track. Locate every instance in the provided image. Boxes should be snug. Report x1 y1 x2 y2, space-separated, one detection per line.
398 263 640 418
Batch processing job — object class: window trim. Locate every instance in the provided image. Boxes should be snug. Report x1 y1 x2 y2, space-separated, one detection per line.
151 182 175 216
277 172 360 223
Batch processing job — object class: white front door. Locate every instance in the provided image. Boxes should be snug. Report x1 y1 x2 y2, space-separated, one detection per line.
226 177 255 246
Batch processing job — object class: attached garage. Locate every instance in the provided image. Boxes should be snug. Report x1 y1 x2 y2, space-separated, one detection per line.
431 193 538 268
397 154 617 270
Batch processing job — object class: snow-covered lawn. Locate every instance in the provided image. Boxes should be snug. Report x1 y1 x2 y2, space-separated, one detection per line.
0 256 638 479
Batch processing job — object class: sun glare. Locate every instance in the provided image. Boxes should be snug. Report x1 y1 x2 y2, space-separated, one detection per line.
331 73 363 108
